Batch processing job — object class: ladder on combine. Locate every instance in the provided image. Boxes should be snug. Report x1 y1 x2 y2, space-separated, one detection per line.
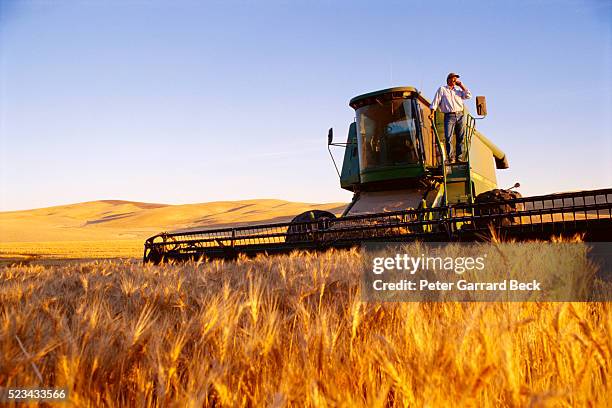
445 162 473 204
432 112 476 205
446 114 476 204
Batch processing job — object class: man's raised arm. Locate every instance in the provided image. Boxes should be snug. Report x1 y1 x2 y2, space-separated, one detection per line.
456 80 472 99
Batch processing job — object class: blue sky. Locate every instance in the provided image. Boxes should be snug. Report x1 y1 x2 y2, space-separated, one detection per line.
0 0 610 211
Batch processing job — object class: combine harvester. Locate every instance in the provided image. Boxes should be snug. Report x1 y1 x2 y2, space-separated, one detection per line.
144 87 612 263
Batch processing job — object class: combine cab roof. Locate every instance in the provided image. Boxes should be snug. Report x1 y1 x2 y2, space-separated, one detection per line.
349 86 432 109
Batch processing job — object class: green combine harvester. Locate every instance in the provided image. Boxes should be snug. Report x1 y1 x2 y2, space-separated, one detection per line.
144 87 612 263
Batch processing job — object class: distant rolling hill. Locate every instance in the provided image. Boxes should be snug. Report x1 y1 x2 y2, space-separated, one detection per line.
0 199 347 242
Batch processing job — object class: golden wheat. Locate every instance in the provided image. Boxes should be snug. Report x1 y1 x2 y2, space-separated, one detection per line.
0 246 610 407
0 240 143 261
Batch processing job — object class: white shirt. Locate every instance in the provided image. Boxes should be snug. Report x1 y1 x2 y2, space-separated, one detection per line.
430 85 472 113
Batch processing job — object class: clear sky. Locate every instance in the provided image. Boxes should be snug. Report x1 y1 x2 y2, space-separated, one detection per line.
1 0 610 211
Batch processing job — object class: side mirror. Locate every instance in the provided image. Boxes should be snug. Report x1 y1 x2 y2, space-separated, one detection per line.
327 128 333 145
476 96 487 116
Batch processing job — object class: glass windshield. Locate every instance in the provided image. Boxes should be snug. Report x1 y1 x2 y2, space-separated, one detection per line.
355 98 420 170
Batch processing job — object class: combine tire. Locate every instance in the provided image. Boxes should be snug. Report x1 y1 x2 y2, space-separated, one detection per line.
144 247 164 264
474 189 523 228
286 210 336 243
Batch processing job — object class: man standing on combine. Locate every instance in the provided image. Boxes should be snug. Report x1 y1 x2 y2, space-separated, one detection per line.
429 73 472 163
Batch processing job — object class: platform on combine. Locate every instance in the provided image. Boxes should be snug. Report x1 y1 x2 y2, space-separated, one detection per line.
144 188 612 263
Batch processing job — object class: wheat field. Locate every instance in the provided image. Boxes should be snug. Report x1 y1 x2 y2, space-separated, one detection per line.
0 240 143 263
0 245 610 407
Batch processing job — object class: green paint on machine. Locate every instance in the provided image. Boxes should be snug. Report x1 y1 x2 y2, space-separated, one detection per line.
339 86 507 210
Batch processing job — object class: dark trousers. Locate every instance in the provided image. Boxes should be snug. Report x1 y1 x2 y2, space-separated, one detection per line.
443 112 465 162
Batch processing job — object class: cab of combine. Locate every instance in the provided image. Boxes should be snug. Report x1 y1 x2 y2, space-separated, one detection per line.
331 87 510 215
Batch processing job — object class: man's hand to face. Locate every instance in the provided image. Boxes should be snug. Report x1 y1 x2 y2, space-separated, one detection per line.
447 77 466 89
